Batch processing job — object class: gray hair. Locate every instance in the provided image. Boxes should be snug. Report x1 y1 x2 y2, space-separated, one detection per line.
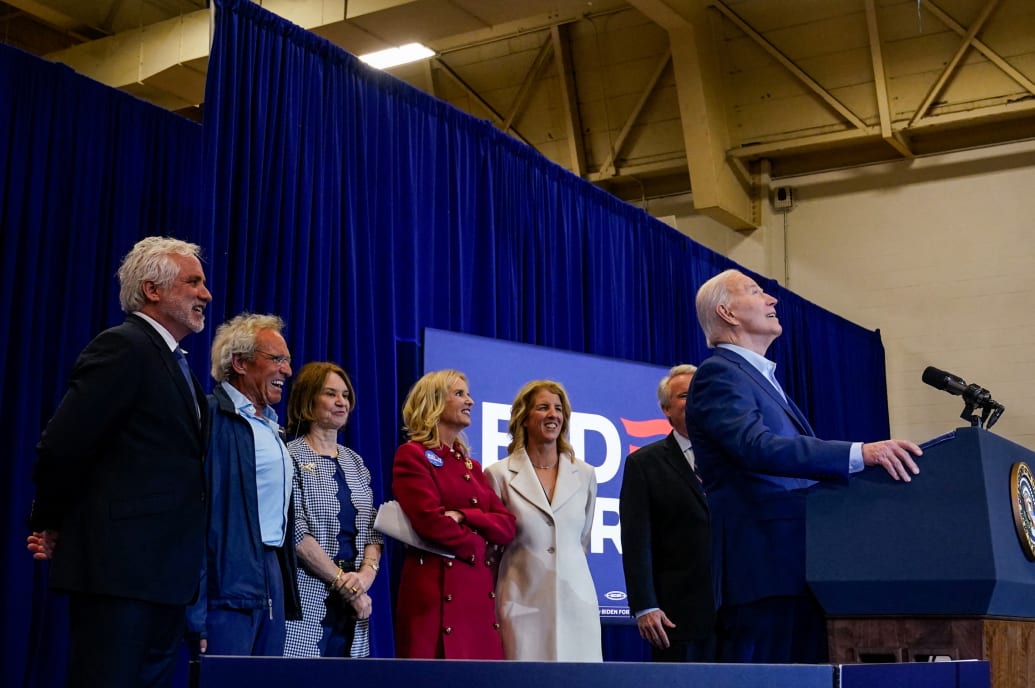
117 237 202 313
210 313 286 382
657 363 698 408
695 269 741 348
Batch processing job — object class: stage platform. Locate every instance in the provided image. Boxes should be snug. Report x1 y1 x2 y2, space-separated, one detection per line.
195 656 988 688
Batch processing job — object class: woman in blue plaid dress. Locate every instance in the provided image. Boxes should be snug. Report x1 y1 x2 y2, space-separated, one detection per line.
283 362 383 657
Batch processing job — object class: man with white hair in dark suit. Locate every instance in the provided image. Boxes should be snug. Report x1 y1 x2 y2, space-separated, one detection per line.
621 363 716 662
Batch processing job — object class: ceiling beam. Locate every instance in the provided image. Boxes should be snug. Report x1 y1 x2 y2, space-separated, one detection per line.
921 0 1035 96
711 0 868 132
502 34 553 131
630 0 755 228
625 0 692 30
586 154 688 182
432 57 532 146
864 0 912 158
4 0 103 32
907 99 1035 129
725 99 1035 161
596 50 671 178
671 15 756 229
908 0 1001 127
728 127 880 160
551 23 587 176
44 9 211 108
43 1 352 105
432 4 627 55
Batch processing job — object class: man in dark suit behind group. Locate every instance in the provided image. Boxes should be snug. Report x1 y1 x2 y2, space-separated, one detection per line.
620 364 716 662
27 236 212 687
686 268 921 664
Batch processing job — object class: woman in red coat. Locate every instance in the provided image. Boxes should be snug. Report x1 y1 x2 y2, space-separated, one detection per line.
392 369 517 659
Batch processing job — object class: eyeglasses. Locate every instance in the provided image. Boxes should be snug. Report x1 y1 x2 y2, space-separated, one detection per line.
253 350 291 366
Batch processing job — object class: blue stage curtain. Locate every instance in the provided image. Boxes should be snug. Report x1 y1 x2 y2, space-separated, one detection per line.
0 43 205 687
3 0 892 681
767 282 892 442
203 0 892 662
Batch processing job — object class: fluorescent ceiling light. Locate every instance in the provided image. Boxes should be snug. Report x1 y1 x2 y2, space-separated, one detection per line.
359 43 435 69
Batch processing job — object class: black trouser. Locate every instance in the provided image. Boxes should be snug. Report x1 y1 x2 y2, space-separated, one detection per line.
67 592 185 688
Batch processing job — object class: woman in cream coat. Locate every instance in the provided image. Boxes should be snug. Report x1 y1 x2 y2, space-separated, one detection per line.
485 380 602 661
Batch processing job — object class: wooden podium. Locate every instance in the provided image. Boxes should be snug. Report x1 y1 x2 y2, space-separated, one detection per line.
807 428 1035 688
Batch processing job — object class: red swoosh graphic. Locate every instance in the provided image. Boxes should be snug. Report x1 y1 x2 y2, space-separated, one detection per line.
620 417 671 454
621 417 671 437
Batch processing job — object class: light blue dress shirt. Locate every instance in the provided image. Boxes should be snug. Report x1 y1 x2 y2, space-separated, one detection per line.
221 381 292 546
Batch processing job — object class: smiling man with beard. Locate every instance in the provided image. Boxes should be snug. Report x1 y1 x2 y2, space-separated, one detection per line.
686 269 922 664
28 236 211 688
187 313 302 657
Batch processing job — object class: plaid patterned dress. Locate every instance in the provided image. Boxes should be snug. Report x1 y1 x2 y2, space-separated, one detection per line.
284 438 383 657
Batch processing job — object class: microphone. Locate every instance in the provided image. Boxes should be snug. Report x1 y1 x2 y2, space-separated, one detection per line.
921 366 1004 429
921 366 968 396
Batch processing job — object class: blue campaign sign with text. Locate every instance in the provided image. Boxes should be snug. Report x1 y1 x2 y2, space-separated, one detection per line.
423 328 673 623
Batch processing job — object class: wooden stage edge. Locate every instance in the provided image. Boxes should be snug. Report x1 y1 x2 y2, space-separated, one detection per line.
828 616 1034 688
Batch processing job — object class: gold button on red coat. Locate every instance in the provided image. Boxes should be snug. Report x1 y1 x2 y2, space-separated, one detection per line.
444 627 452 635
444 594 453 601
493 623 501 630
489 592 496 599
470 497 478 505
445 561 453 568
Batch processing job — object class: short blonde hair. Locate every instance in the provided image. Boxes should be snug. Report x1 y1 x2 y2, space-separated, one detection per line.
507 380 575 459
401 369 470 453
287 362 355 437
117 236 202 313
210 313 285 382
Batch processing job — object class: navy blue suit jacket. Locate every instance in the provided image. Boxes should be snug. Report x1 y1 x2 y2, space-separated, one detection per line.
686 346 850 608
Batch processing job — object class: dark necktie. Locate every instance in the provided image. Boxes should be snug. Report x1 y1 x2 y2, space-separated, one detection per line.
684 445 703 484
175 348 200 418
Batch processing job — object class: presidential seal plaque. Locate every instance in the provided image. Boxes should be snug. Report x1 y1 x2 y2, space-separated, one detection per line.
1010 461 1035 561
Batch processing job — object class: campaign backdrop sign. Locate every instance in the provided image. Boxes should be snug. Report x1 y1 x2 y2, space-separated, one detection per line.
423 328 673 623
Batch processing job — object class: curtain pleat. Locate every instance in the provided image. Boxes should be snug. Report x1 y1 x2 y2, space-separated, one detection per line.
0 43 205 688
203 0 890 662
3 0 890 680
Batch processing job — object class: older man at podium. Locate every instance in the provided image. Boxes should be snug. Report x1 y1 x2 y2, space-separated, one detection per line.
686 269 922 664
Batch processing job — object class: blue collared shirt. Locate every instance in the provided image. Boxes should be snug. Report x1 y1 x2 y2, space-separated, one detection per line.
716 344 863 473
221 381 292 546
